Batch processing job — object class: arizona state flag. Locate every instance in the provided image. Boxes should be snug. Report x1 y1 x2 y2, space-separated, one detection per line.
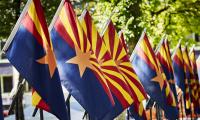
119 31 147 120
156 37 178 103
79 10 134 119
182 46 192 115
2 0 68 119
130 30 178 119
172 40 185 95
102 20 148 120
189 46 199 113
50 0 115 119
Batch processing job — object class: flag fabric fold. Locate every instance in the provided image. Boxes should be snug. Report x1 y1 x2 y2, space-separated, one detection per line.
172 41 185 95
119 31 147 120
182 46 192 115
3 0 68 119
50 0 115 119
130 30 178 119
156 37 178 104
79 10 134 119
189 46 199 114
101 20 148 120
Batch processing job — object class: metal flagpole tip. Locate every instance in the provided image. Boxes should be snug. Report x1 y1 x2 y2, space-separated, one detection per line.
84 3 89 9
143 28 147 33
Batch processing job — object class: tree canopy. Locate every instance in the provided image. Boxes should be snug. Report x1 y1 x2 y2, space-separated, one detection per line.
0 0 200 51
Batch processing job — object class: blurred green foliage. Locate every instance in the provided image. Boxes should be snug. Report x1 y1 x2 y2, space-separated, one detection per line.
1 0 200 51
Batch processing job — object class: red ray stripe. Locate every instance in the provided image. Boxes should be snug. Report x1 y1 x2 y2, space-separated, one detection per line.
84 11 92 43
64 2 81 49
32 0 51 46
119 32 128 54
102 52 113 61
54 18 75 49
143 34 158 68
82 29 88 52
118 55 128 62
108 21 115 57
96 35 104 58
115 41 123 61
22 13 44 47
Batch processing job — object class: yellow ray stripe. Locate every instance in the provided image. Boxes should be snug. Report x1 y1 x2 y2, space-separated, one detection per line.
59 6 78 47
98 44 107 60
104 75 133 104
101 60 115 66
32 91 42 106
113 33 120 59
86 39 90 52
176 49 183 62
90 60 100 69
103 29 111 54
139 103 144 116
28 2 49 50
79 19 91 52
80 19 87 40
122 72 145 101
165 45 173 67
76 18 85 51
139 39 158 71
119 62 130 66
182 51 190 65
91 23 98 52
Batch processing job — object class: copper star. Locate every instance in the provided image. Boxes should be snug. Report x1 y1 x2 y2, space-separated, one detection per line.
37 44 57 78
66 45 94 77
152 71 164 90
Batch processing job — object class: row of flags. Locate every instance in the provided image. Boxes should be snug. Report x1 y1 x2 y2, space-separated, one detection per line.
1 0 200 119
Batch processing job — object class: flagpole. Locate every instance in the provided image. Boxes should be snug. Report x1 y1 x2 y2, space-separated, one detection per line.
32 107 38 117
126 109 130 120
39 109 44 120
100 5 118 37
1 0 32 53
66 94 71 120
154 34 166 54
189 44 195 55
8 79 26 115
